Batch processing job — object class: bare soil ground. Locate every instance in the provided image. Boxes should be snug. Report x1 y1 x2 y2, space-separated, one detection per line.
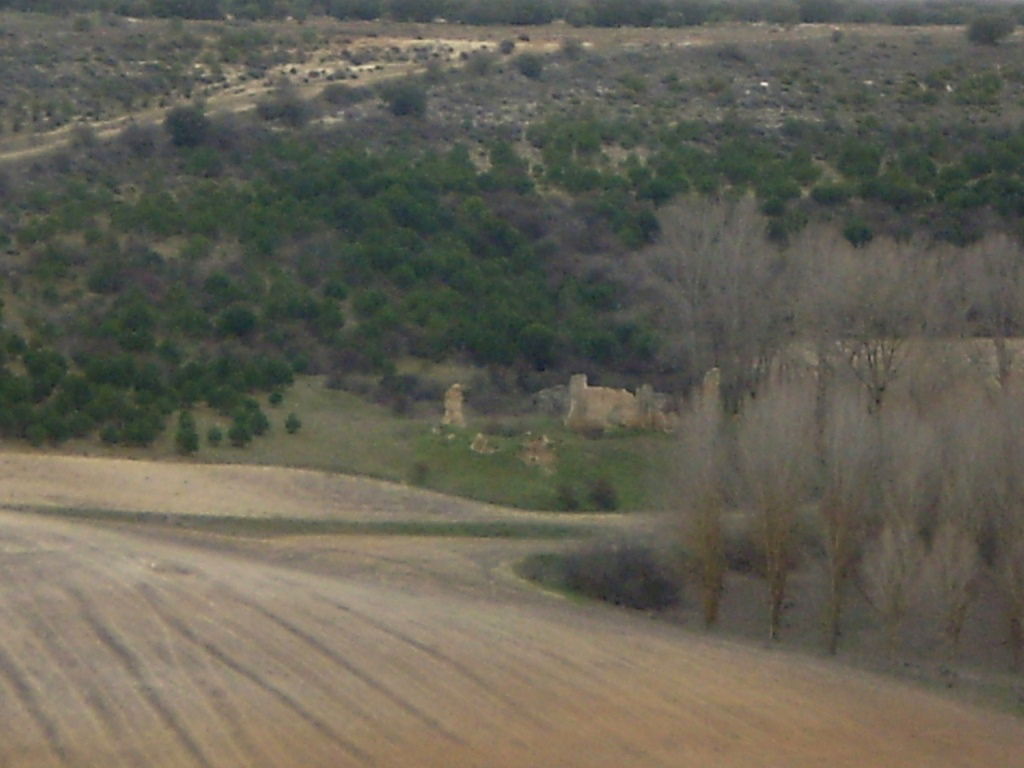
0 452 1021 767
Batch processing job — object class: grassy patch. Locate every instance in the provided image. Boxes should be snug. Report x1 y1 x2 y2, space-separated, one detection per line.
10 504 590 540
74 377 421 480
409 422 671 511
74 375 673 512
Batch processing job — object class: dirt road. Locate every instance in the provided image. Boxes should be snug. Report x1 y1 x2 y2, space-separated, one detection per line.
0 20 854 168
0 452 1021 767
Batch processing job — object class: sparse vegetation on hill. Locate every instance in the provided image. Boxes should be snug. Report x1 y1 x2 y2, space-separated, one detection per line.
6 0 1024 27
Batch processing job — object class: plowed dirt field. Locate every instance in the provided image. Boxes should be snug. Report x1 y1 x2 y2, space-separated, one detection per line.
0 453 1021 767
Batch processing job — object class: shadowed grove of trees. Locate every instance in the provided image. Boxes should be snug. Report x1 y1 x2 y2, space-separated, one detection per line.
651 196 1024 670
632 196 1024 405
673 358 1024 671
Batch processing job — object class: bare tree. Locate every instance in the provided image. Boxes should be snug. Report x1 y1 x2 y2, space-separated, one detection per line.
957 392 1024 670
984 394 1024 671
924 520 980 664
674 403 727 627
860 408 934 659
818 389 877 655
921 400 991 664
861 521 926 661
737 384 816 641
795 227 926 412
637 195 793 410
997 528 1024 671
959 233 1024 390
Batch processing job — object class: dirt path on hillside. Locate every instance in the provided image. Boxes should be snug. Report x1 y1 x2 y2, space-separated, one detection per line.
0 28 550 167
0 20 861 168
0 54 428 166
0 452 1022 767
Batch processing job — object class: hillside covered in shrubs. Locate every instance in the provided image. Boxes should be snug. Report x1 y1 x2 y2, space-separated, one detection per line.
2 10 1024 450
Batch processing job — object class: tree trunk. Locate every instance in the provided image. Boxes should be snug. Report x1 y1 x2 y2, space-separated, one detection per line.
1010 613 1023 673
702 562 724 628
767 560 787 641
993 335 1012 390
946 601 969 665
824 566 843 655
813 341 831 465
885 614 902 663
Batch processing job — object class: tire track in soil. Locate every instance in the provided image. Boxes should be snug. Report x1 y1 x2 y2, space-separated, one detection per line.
304 585 716 767
316 587 613 731
135 577 388 767
0 643 72 768
0 548 175 768
141 578 407 751
10 607 146 768
218 585 465 746
137 587 377 767
65 585 215 768
123 579 268 768
3 484 1024 767
130 581 271 768
304 589 552 730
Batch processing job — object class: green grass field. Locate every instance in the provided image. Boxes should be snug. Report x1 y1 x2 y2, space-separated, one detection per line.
65 375 675 512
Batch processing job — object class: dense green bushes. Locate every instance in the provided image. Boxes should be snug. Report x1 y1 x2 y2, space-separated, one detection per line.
525 110 1024 245
519 542 680 610
0 340 284 448
967 14 1017 45
0 119 656 446
379 81 428 117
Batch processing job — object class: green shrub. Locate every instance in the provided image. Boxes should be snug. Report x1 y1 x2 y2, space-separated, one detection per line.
228 419 251 447
588 476 620 511
552 541 680 610
285 412 302 433
207 425 223 446
409 460 429 485
380 81 427 117
843 216 874 247
837 138 883 180
515 53 544 80
389 0 444 22
811 182 853 206
967 14 1015 45
217 305 257 337
465 51 497 76
322 83 372 106
256 85 312 127
555 483 580 511
163 105 209 148
175 410 199 454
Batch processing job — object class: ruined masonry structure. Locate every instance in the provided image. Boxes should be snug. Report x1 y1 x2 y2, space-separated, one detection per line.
564 374 670 432
442 383 466 428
